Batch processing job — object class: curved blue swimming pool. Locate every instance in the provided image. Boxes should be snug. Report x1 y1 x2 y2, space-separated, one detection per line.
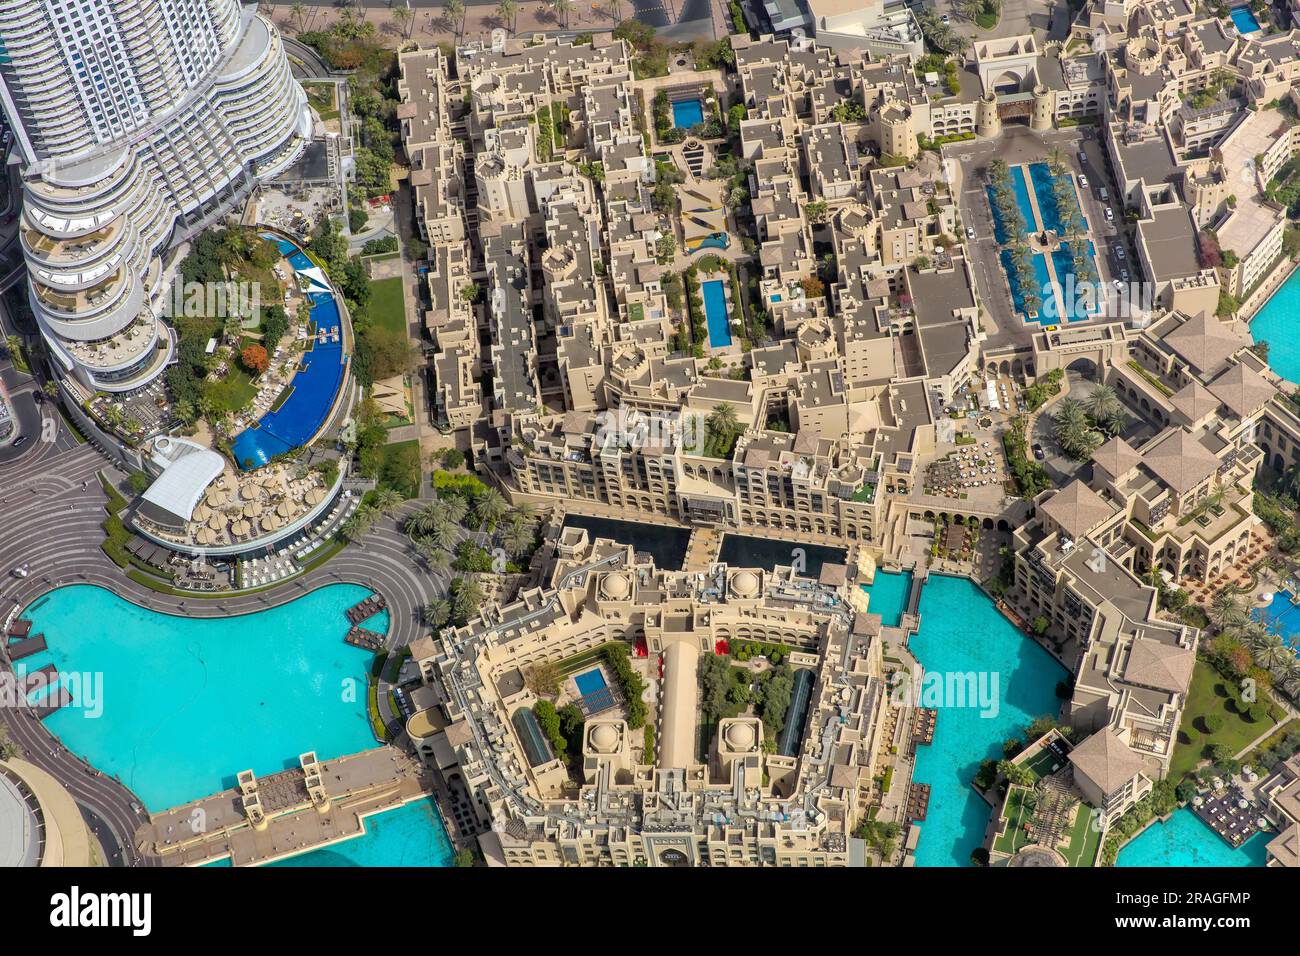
229 235 349 470
13 583 388 812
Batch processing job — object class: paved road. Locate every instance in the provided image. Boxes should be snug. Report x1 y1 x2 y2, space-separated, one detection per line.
0 433 459 864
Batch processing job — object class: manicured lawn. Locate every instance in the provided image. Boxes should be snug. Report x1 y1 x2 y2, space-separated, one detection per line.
1169 661 1284 780
203 364 258 414
303 82 339 121
1061 806 1101 867
375 438 422 498
994 786 1034 856
368 276 408 336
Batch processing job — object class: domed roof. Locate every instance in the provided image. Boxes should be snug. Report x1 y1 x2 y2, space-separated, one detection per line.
601 572 631 599
590 723 619 753
725 721 756 751
732 570 759 597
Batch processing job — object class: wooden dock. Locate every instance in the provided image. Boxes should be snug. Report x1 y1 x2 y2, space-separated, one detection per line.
7 634 47 661
346 594 387 625
906 783 931 822
344 626 385 651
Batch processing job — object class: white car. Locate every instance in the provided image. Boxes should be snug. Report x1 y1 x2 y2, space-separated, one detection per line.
966 226 976 239
1078 173 1089 188
1104 207 1114 222
11 563 29 578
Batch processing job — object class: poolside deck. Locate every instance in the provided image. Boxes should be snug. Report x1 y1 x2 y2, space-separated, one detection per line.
6 633 47 661
139 746 435 867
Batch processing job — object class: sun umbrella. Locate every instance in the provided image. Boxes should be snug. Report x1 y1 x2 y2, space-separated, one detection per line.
243 501 263 518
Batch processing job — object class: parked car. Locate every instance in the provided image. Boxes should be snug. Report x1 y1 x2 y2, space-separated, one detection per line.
1114 246 1126 260
1104 207 1114 222
1121 268 1131 281
966 225 976 239
1078 150 1087 164
1078 173 1089 188
1032 443 1046 460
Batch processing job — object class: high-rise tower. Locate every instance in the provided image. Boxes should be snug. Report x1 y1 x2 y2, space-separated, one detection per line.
0 0 311 392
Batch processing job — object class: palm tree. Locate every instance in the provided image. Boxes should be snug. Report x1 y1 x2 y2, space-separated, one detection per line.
472 488 508 528
1210 591 1249 632
290 0 307 32
608 0 624 23
450 577 485 623
0 722 21 760
1052 397 1101 460
372 487 406 514
425 515 459 552
423 600 451 629
438 494 469 526
502 516 536 558
341 505 378 542
445 0 466 36
552 0 575 27
1085 385 1125 436
406 502 445 537
393 3 415 39
497 0 518 33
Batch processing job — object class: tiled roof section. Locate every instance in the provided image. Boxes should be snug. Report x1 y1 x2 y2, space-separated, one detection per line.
1091 436 1142 478
1207 362 1275 419
1141 429 1217 494
1168 379 1220 423
1039 480 1114 540
1163 312 1244 373
1068 730 1147 796
1123 638 1195 695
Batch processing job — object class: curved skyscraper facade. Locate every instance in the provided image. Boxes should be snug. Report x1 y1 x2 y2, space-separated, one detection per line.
0 0 312 392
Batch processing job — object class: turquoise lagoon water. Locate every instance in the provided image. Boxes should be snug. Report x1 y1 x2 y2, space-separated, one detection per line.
861 570 912 628
16 583 390 812
908 575 1068 866
1250 265 1300 382
1116 808 1270 867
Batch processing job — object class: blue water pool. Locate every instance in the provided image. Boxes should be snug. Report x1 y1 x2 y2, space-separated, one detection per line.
1250 264 1300 382
701 279 732 348
1026 162 1083 234
691 233 730 252
229 234 349 471
672 98 705 130
861 570 912 628
908 575 1068 866
1230 6 1262 32
1001 248 1053 321
1011 165 1039 231
1252 589 1300 654
1049 241 1101 322
575 668 608 697
1116 808 1271 866
15 583 390 812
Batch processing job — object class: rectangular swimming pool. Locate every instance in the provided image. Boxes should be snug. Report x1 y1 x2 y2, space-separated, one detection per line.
701 279 732 348
672 98 705 129
575 668 608 697
1230 6 1261 32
